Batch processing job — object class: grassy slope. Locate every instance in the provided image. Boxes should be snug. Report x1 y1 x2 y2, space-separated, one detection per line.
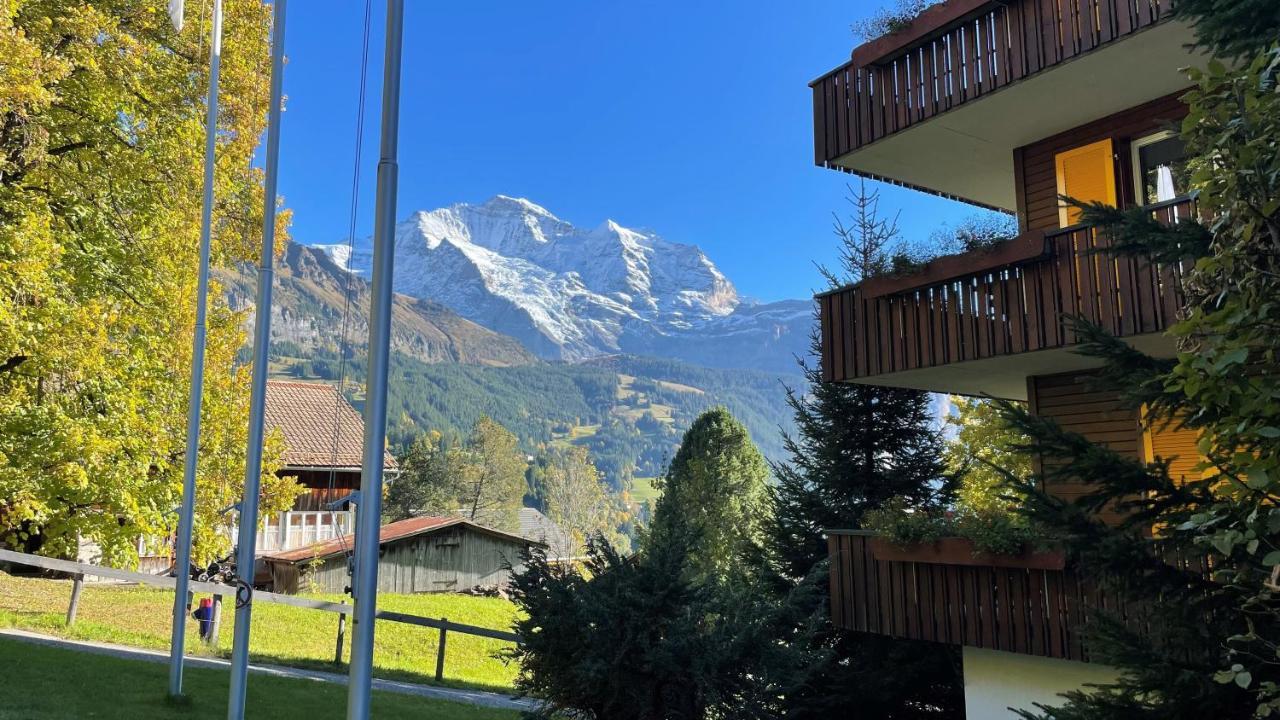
630 477 661 504
0 573 519 693
0 636 518 720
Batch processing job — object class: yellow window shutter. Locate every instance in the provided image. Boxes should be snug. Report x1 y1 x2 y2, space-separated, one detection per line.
1055 139 1117 227
1141 406 1205 484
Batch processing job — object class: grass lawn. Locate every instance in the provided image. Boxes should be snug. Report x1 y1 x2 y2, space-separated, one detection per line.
0 572 520 694
0 636 519 720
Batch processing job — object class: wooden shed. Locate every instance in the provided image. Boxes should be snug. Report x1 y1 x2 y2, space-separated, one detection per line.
262 515 540 595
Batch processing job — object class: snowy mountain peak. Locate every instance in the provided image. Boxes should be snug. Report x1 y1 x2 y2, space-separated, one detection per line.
313 196 806 369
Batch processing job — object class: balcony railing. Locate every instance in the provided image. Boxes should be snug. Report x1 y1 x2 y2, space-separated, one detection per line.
817 198 1193 384
231 510 354 554
828 530 1211 661
812 0 1174 166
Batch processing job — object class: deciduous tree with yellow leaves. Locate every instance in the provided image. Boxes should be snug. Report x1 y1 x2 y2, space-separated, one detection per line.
0 0 299 566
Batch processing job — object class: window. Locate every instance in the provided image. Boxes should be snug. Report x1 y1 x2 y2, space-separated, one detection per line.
1055 138 1117 227
1131 131 1189 206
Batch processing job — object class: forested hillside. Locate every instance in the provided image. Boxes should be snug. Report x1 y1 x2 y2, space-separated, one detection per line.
274 347 800 489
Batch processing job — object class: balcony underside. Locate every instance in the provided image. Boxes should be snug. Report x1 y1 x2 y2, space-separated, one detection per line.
844 332 1173 400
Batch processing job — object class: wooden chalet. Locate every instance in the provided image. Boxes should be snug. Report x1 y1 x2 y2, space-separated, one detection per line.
810 1 1207 715
255 380 398 553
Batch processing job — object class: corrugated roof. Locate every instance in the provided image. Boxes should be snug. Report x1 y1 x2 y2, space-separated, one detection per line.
265 380 396 470
263 514 541 565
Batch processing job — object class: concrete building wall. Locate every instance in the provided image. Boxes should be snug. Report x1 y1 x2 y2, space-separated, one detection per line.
963 647 1118 719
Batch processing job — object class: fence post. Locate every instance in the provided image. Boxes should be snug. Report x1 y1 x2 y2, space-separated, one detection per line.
65 573 84 625
434 619 448 682
335 608 347 664
209 595 223 646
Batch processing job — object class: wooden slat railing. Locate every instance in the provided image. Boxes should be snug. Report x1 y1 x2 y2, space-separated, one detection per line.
827 530 1211 661
812 0 1174 166
817 198 1193 383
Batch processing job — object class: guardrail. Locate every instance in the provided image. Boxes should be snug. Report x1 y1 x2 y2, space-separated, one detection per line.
827 530 1212 662
818 198 1192 383
811 0 1174 165
0 548 519 683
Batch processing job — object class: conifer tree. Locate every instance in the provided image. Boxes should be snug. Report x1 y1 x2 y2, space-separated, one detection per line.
649 407 771 583
766 182 964 717
508 408 822 719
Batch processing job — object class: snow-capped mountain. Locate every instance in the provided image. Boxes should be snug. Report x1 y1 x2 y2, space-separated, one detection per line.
313 196 810 372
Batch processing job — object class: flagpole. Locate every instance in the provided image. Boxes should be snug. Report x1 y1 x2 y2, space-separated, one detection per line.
168 0 223 698
226 1 287 717
347 0 404 716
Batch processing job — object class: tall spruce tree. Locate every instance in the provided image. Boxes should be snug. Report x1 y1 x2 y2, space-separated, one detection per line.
767 182 964 718
992 9 1278 719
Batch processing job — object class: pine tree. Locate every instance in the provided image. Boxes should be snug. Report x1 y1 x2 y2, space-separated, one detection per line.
766 182 964 717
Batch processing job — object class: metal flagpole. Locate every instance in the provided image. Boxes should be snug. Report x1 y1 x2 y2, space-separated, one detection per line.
347 0 404 716
168 0 224 698
226 1 287 717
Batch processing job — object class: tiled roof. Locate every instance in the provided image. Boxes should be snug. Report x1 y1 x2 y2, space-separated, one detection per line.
263 514 540 564
264 380 396 471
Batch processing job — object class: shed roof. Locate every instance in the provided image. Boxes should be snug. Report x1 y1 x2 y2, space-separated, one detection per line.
265 380 397 471
263 515 540 565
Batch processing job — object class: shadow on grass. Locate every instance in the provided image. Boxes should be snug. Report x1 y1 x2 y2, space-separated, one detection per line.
239 648 521 696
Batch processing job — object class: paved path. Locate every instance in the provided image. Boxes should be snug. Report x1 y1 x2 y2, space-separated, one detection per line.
0 628 540 713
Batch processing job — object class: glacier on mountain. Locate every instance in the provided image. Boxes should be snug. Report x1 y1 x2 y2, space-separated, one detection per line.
313 195 810 372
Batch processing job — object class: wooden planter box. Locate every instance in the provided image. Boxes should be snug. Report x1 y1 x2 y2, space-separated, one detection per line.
869 536 1065 571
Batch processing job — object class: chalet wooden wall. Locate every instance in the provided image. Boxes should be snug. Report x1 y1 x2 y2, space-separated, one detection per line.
1028 371 1140 523
270 526 528 595
283 469 360 511
1016 92 1188 231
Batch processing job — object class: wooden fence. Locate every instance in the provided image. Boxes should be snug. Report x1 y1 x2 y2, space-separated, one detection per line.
818 197 1192 383
812 0 1174 165
0 548 518 683
827 530 1211 662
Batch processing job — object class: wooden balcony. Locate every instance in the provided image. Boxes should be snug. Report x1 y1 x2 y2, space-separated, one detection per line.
816 198 1193 396
828 530 1210 662
812 0 1174 171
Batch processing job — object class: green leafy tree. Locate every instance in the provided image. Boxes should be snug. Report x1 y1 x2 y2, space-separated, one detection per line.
0 0 300 565
945 395 1033 515
541 445 610 550
993 14 1279 719
384 431 464 522
648 407 770 583
765 182 963 718
459 416 526 532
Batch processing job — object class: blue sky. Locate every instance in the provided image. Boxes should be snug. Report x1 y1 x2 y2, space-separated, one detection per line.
274 1 994 302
